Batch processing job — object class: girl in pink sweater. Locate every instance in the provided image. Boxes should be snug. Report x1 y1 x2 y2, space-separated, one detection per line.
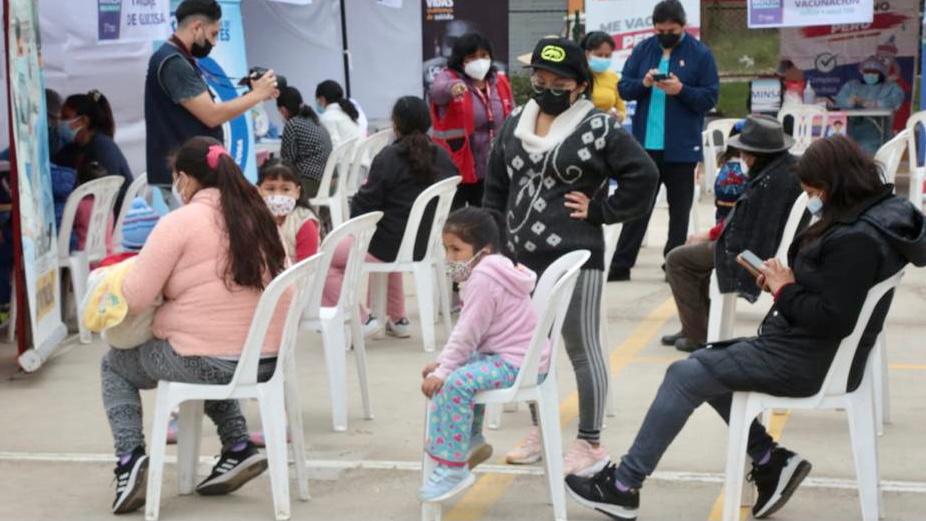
418 207 548 502
102 137 288 514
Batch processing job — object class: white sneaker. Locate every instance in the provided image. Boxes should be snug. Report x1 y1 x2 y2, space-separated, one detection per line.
563 439 611 477
362 316 381 338
505 426 543 465
386 317 412 338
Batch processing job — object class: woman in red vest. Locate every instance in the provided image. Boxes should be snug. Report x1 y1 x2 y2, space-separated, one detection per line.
429 32 514 209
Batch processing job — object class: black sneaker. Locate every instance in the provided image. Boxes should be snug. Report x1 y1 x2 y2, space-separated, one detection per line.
674 337 701 353
749 447 812 519
661 331 684 346
565 463 639 520
112 447 148 514
195 442 268 496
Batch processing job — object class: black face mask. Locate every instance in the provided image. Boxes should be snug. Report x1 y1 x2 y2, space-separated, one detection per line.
656 32 681 49
191 37 214 58
532 88 573 116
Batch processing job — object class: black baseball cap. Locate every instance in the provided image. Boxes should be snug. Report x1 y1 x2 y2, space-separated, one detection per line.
176 0 222 23
525 37 588 83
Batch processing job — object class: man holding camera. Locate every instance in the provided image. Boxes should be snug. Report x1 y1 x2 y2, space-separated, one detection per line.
145 0 278 203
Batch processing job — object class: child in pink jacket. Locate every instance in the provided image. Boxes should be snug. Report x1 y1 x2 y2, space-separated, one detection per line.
418 207 549 502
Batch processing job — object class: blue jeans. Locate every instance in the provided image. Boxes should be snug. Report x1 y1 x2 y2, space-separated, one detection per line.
615 357 776 488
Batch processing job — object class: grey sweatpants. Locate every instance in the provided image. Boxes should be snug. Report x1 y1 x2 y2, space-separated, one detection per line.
100 338 275 455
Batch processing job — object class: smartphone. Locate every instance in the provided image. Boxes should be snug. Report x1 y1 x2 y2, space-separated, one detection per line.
736 250 765 278
652 73 670 82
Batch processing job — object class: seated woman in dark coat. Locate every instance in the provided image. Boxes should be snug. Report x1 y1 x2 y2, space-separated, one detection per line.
565 135 926 521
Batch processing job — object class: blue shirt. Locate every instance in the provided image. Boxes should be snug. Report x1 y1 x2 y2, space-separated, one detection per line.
644 57 670 150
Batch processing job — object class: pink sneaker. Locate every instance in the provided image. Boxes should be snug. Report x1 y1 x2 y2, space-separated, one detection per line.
563 439 610 477
505 426 543 465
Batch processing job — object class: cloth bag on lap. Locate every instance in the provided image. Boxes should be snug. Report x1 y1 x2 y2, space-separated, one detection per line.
82 257 161 349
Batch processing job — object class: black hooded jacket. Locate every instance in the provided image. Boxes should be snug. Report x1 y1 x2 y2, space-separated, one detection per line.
693 187 926 397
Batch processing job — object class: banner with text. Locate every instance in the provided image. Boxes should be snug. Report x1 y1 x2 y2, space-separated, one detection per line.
781 0 918 131
7 0 67 357
749 0 873 29
98 0 170 42
421 0 509 96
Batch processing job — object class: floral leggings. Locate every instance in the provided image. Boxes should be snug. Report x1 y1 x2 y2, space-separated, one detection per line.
426 354 519 466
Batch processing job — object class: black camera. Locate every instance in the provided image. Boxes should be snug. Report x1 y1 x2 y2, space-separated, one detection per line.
238 66 287 91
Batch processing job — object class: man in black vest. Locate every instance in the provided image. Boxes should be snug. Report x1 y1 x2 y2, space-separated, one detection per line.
144 0 277 205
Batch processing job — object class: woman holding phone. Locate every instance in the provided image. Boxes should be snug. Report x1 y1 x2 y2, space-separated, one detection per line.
566 135 926 521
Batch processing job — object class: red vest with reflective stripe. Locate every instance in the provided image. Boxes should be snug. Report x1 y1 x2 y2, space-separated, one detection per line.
430 70 513 184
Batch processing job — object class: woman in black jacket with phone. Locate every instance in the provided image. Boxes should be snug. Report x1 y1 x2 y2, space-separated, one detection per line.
566 135 926 521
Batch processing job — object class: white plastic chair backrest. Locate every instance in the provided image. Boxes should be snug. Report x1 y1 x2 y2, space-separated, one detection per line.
814 271 903 399
773 192 809 267
304 211 383 319
511 249 589 393
777 105 827 151
702 129 720 183
57 175 125 263
904 111 926 206
393 176 461 264
315 138 358 200
230 254 323 388
875 129 909 186
113 173 149 249
346 129 393 196
705 118 739 152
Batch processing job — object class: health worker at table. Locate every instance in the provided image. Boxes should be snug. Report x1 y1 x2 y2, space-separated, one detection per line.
834 56 904 155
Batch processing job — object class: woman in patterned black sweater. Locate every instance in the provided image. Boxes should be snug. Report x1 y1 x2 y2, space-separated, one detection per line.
277 86 333 198
484 37 658 474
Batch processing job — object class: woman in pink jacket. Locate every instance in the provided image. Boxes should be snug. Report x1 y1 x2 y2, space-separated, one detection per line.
102 137 287 514
417 207 549 502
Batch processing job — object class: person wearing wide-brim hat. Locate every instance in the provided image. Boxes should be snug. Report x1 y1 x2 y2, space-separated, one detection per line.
482 36 659 477
834 55 905 154
642 114 802 355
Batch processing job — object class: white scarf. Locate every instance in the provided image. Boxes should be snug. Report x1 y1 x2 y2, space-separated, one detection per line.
513 99 595 155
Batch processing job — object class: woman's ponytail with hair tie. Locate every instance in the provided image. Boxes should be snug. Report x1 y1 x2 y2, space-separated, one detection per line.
206 144 231 170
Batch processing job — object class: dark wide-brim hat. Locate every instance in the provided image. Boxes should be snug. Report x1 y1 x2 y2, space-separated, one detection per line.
727 115 795 154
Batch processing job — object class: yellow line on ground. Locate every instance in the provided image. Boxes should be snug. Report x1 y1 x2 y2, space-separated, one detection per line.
889 363 926 370
443 297 676 520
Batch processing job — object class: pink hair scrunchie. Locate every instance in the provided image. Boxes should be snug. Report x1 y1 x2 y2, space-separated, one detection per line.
206 144 230 170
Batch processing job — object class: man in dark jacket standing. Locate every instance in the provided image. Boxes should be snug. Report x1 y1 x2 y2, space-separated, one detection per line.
608 0 719 281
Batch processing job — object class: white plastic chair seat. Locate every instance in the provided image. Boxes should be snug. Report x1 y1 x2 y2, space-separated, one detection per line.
722 271 903 521
145 254 323 521
421 250 589 521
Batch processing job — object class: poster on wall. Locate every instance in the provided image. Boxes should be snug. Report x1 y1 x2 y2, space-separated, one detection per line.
781 0 918 131
585 0 701 75
168 0 256 182
98 0 171 42
749 0 873 29
7 0 67 362
421 0 509 96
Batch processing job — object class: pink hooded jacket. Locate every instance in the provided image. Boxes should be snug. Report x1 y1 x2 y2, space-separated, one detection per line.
433 254 549 380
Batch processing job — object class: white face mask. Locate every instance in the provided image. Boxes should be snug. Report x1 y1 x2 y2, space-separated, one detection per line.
806 195 824 217
729 157 750 176
264 194 297 217
445 250 486 283
464 58 492 81
171 180 186 206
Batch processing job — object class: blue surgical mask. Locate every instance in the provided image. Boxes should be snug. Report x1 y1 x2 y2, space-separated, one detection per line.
863 73 880 85
58 118 78 145
807 195 824 216
588 56 612 74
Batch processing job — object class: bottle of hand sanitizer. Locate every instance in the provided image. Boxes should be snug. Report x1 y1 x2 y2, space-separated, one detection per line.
802 81 816 105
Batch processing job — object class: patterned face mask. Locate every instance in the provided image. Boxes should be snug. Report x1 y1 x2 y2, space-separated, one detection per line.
445 250 486 283
265 194 297 217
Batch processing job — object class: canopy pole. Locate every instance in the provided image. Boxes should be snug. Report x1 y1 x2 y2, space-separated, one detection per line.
339 0 351 98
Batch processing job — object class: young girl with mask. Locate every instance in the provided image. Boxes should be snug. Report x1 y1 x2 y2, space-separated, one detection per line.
483 37 658 475
418 207 545 501
256 160 320 262
581 31 626 123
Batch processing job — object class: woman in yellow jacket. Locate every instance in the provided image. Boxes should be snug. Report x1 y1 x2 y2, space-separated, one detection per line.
582 31 626 123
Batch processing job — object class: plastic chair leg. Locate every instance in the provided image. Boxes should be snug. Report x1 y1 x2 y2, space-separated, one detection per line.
350 307 374 420
145 383 174 521
283 359 311 501
321 317 349 432
413 264 437 352
721 393 754 521
176 401 204 495
259 383 292 521
370 273 388 339
69 255 92 344
847 387 881 521
486 403 503 430
537 385 567 521
874 334 891 431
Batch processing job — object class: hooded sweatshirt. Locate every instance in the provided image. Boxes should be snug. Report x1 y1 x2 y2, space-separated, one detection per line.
433 254 547 380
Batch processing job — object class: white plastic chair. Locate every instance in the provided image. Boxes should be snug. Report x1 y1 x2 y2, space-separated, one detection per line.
721 271 904 521
875 130 908 185
345 129 393 199
777 104 828 156
113 173 149 252
300 211 383 432
702 118 741 193
145 254 323 521
310 138 359 229
57 175 125 344
365 176 461 352
420 250 590 521
904 111 926 212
